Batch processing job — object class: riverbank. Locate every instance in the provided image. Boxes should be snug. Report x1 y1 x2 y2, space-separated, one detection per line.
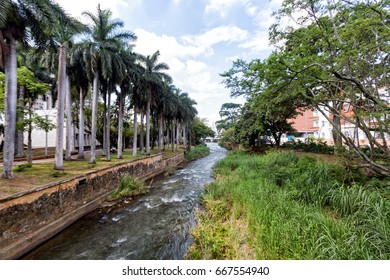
0 151 185 259
0 148 183 200
22 143 226 260
187 150 390 260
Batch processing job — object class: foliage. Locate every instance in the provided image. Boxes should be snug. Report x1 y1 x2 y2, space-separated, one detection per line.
185 144 210 161
269 0 390 175
109 175 148 200
190 150 390 259
281 139 335 154
16 112 55 133
215 103 241 133
218 127 236 149
17 66 49 96
191 117 215 144
219 1 390 175
164 166 176 177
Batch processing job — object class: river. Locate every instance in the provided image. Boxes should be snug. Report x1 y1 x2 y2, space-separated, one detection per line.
23 143 227 260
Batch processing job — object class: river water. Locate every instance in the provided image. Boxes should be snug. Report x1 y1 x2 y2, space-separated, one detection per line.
23 143 227 260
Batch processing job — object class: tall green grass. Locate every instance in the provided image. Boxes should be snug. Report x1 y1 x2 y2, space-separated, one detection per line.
188 150 390 259
185 144 210 161
109 175 148 201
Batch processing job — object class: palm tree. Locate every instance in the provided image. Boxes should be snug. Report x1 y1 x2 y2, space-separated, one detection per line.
81 4 136 164
0 0 10 67
178 92 197 149
139 51 172 155
104 51 127 161
50 19 85 170
131 63 146 157
69 50 89 159
116 47 137 159
1 0 71 178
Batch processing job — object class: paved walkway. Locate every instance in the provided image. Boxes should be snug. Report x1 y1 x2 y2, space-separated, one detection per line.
0 150 104 167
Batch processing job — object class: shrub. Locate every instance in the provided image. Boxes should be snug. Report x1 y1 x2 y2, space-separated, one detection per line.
282 140 334 154
109 175 148 201
164 166 176 177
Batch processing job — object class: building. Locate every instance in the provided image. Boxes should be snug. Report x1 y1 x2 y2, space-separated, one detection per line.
285 87 390 146
25 94 93 150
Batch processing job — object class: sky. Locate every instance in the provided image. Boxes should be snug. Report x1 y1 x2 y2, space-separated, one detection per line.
55 0 283 129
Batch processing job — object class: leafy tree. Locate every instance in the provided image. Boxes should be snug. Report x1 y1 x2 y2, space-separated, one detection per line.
16 66 51 163
220 59 254 98
270 0 390 176
215 102 241 133
191 117 215 144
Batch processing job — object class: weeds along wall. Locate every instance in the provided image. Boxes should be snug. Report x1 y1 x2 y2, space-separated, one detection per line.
0 153 184 259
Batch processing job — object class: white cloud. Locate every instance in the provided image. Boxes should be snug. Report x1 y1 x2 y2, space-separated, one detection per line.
205 0 249 17
186 60 207 74
134 29 207 59
56 0 139 19
243 0 283 29
239 30 270 53
197 25 248 47
133 28 239 124
182 25 248 57
135 25 248 60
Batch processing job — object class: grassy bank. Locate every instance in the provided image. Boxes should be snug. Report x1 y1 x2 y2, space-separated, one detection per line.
187 150 390 259
185 144 210 161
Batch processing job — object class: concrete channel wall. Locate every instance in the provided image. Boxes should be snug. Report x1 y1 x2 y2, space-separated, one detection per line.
0 153 184 259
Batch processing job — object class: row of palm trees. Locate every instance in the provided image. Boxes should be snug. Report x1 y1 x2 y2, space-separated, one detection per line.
1 1 198 179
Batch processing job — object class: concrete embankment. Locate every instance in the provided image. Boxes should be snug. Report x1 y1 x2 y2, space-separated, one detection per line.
0 153 184 259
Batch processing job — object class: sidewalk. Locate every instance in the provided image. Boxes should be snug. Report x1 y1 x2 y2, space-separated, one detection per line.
0 149 104 167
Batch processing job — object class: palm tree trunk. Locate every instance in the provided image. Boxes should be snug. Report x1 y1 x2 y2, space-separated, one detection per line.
132 103 138 157
176 120 180 151
166 123 170 151
140 111 144 153
158 114 163 153
171 122 175 152
102 90 107 156
54 45 67 170
2 36 17 179
89 72 99 164
183 124 187 149
78 87 85 159
16 85 25 157
117 91 124 159
65 75 72 161
105 86 111 161
27 98 33 164
146 89 151 155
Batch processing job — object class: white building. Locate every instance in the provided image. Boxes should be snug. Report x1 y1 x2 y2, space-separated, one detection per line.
25 94 93 150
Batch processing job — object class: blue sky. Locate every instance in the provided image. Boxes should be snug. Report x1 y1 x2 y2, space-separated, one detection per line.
55 0 283 128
